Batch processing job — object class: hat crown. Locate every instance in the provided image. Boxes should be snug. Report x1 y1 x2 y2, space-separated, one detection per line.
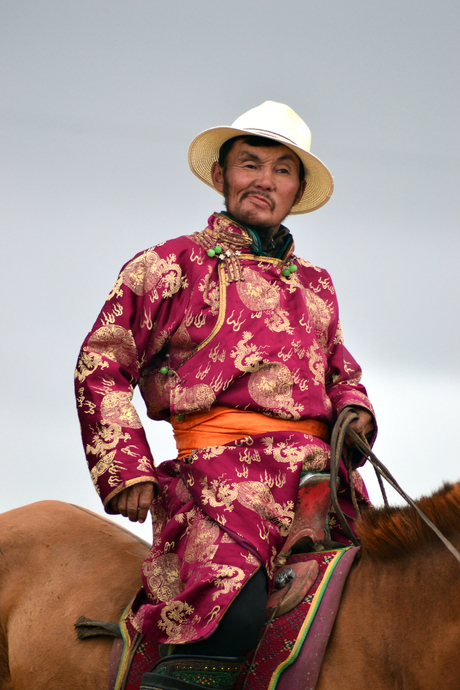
230 101 312 152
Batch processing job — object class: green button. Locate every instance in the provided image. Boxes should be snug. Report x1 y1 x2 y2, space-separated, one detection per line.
214 245 222 254
160 366 169 375
282 267 291 277
289 263 298 273
207 248 216 258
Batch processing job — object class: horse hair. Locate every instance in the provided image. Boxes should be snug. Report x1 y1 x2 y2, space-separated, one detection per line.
356 481 460 561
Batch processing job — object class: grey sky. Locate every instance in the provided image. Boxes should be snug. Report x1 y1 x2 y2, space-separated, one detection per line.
1 0 459 540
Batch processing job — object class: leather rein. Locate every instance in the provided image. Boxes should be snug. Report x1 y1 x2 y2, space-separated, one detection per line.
329 407 460 565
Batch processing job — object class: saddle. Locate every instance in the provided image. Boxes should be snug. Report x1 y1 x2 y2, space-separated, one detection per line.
75 472 344 690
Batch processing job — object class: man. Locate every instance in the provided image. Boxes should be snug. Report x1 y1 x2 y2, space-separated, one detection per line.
75 101 375 690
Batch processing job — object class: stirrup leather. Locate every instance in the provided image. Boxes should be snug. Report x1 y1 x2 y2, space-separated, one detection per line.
266 472 338 619
277 472 338 566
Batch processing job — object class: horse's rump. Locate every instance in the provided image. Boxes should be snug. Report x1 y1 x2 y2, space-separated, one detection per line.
0 501 148 690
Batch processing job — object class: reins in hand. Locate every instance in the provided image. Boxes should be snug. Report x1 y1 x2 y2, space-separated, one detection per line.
330 407 460 564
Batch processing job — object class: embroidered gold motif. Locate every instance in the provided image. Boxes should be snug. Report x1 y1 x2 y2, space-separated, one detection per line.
231 331 268 373
307 344 326 387
302 444 329 472
107 274 124 301
248 362 304 419
121 249 186 299
101 302 123 326
199 270 220 316
210 563 245 600
237 268 293 334
196 361 212 380
199 476 238 512
158 600 200 643
208 343 226 363
236 481 294 536
142 552 184 602
170 383 216 414
238 448 261 464
301 287 333 352
236 465 249 479
259 469 287 489
136 456 154 472
237 268 280 312
267 546 277 579
226 309 246 332
352 469 365 495
75 350 108 382
190 247 204 265
205 606 221 623
86 325 138 368
100 391 143 428
264 307 294 334
89 450 116 483
317 276 335 294
333 319 344 345
76 387 96 414
291 367 309 392
202 446 226 460
85 422 130 458
261 435 306 472
183 515 220 565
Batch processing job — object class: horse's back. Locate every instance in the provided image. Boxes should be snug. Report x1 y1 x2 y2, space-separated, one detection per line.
0 501 149 690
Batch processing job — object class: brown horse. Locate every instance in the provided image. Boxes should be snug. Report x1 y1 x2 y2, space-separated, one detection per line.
1 483 460 690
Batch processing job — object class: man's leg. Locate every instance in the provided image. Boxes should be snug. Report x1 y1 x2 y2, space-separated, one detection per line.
141 568 268 689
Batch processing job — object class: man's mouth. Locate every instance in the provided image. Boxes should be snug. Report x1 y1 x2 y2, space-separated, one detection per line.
242 192 274 210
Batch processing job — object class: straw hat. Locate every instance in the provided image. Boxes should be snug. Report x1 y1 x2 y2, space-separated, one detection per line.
188 101 334 215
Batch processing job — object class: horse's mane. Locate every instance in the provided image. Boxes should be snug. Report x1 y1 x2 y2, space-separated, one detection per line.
357 481 460 561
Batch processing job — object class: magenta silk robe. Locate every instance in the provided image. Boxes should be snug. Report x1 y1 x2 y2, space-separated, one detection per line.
75 213 375 644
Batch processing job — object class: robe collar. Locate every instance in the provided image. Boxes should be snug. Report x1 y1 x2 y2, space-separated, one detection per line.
219 211 293 259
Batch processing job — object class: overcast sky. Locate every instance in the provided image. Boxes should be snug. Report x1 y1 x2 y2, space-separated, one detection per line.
1 0 459 541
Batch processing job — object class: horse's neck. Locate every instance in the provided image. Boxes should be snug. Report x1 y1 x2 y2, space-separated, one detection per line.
317 546 460 689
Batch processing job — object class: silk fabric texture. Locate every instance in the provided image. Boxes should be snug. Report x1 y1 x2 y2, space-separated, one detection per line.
75 213 375 645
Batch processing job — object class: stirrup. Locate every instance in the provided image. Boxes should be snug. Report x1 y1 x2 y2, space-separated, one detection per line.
140 655 245 690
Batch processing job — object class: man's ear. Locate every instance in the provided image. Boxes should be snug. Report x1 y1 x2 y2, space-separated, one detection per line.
294 179 307 206
211 161 225 193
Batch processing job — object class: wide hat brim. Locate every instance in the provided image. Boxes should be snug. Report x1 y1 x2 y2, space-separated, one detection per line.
188 125 334 215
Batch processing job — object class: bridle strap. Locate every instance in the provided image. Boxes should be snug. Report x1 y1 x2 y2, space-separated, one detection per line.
330 407 460 564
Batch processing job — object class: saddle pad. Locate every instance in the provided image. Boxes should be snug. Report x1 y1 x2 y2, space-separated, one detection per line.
113 547 359 690
241 546 359 690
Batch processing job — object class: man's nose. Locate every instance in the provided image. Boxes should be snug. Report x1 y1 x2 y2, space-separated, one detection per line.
254 167 275 189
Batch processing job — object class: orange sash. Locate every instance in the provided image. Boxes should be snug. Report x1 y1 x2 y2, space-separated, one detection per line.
171 406 329 459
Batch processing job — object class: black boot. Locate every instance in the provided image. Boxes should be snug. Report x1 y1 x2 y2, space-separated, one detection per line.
140 655 245 690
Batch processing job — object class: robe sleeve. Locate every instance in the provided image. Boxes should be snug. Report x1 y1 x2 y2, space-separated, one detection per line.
324 283 377 444
74 243 190 512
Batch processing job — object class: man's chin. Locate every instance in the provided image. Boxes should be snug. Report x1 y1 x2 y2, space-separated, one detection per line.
228 206 275 230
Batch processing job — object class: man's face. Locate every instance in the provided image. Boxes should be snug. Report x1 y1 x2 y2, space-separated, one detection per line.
211 139 306 230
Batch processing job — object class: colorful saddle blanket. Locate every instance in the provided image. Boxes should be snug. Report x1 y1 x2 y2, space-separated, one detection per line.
111 546 359 690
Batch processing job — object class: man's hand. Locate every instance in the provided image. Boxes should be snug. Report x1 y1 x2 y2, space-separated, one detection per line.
110 482 156 523
345 408 374 448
